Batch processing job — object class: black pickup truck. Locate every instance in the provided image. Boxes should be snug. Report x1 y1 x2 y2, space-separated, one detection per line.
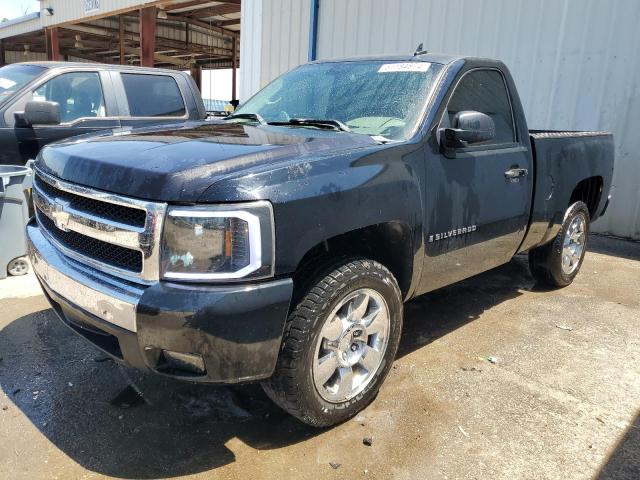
0 62 205 166
27 53 614 427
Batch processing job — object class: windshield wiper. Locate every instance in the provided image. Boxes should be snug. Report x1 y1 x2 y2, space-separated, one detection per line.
268 118 351 132
224 113 266 125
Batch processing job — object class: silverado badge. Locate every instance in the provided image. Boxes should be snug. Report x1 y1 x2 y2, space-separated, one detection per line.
429 225 477 243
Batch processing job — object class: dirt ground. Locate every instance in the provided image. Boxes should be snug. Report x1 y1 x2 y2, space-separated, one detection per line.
0 235 638 480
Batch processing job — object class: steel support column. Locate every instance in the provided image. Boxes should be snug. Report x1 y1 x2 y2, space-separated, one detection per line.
119 16 126 64
46 27 60 61
139 6 156 67
232 36 237 101
190 64 202 91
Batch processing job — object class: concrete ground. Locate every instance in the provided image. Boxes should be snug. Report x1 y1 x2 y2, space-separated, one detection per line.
0 235 638 480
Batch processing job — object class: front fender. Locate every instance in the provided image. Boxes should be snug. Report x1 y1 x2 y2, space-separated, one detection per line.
199 143 426 278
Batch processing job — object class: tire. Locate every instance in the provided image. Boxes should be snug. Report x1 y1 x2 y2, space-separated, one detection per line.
262 257 403 427
528 201 590 287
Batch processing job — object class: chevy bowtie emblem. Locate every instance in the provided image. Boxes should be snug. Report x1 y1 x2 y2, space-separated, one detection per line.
52 198 71 232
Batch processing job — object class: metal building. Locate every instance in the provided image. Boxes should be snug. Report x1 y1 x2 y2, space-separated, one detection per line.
242 0 640 240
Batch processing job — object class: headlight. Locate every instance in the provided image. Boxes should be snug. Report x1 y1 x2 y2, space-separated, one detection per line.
160 201 274 281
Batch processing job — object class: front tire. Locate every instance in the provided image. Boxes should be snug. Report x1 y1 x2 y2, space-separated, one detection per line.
528 201 590 287
262 257 403 427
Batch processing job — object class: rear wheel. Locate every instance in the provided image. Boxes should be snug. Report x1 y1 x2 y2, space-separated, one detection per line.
528 201 590 287
262 257 403 427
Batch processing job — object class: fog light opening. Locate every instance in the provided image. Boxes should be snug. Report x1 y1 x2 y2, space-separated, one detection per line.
157 349 207 377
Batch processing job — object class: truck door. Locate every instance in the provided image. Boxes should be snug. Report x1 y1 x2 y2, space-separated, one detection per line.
419 68 532 293
13 71 119 163
114 72 190 128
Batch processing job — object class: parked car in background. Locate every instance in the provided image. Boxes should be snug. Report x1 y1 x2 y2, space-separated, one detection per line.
26 53 613 427
0 62 206 166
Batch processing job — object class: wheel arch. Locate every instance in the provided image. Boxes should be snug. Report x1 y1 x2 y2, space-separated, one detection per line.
569 176 603 220
292 222 416 300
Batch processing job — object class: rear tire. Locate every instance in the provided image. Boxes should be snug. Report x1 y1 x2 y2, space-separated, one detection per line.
528 201 590 287
262 257 403 427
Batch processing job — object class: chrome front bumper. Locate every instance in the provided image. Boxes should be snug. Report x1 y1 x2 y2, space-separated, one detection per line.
27 221 144 332
27 218 295 383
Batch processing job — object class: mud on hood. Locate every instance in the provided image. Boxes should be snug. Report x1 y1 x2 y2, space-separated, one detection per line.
36 121 377 202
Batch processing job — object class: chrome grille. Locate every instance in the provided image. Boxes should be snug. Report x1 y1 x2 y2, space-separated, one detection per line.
38 214 143 272
32 168 166 284
35 177 147 227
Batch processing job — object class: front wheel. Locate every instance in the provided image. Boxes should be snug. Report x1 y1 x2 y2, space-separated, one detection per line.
7 257 29 276
262 258 403 427
528 201 590 287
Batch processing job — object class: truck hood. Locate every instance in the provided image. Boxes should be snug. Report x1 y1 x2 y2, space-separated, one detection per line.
36 120 378 202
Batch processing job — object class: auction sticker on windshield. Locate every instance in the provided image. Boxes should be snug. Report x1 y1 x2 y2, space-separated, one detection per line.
378 63 431 73
0 78 17 89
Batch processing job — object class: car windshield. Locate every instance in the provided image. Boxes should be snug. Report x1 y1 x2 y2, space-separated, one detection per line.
0 64 45 105
234 60 443 141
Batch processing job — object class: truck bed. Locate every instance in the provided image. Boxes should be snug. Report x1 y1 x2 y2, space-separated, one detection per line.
529 130 611 139
519 130 615 252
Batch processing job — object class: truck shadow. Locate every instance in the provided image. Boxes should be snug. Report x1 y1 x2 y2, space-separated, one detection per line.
589 233 640 262
398 254 533 359
596 410 640 479
0 255 543 478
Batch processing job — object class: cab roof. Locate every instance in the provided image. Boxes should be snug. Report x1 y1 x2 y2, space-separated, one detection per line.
15 61 180 74
310 52 467 66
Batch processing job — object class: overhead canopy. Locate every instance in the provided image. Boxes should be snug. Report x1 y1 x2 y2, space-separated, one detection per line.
0 1 241 70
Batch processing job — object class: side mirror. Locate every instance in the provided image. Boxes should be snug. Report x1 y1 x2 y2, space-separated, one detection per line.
439 110 495 149
23 100 61 126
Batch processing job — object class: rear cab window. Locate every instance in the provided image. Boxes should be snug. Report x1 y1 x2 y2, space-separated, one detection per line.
121 74 186 117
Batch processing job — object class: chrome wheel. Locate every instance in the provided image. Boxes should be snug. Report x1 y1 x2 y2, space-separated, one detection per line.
7 257 29 276
312 288 390 403
562 214 586 275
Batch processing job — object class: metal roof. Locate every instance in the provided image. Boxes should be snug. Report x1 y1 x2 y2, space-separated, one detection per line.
0 1 242 69
0 12 40 29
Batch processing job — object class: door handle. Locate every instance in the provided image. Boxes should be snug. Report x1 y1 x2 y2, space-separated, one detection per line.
504 168 528 179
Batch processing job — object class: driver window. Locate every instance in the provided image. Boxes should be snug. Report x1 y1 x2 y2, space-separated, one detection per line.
33 72 106 123
446 70 516 145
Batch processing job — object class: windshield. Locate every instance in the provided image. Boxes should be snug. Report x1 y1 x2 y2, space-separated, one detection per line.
234 60 443 141
0 64 45 105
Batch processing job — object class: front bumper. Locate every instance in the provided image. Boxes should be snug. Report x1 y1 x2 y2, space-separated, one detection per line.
27 220 293 383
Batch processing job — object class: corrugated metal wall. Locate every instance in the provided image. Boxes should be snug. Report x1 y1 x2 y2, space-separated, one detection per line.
4 51 47 63
86 16 233 57
40 0 158 27
239 0 264 101
3 51 93 63
0 13 41 39
259 0 310 86
255 0 640 239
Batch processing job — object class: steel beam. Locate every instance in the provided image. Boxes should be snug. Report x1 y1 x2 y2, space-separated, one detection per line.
139 6 156 67
190 64 202 91
46 27 60 61
164 0 241 11
232 36 237 101
119 16 125 64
